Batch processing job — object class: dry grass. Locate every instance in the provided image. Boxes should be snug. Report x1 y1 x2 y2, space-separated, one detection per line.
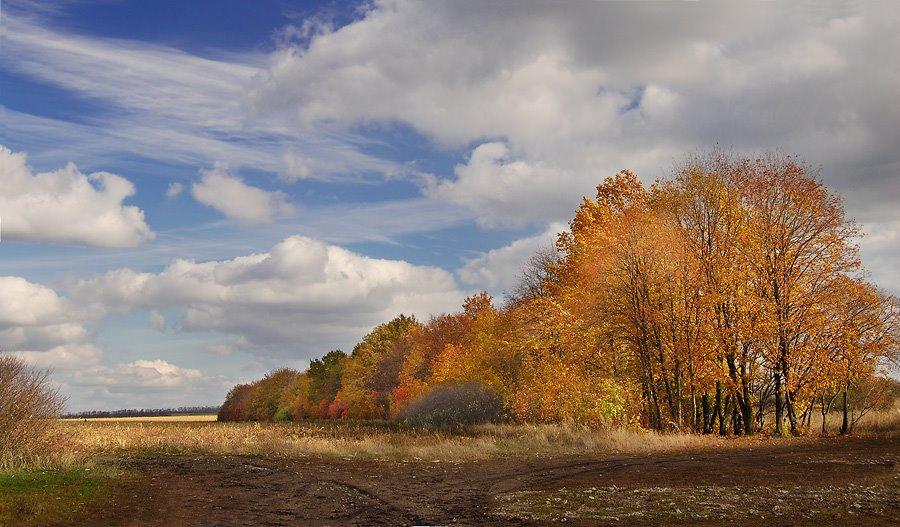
61 420 729 462
49 404 900 463
821 406 900 436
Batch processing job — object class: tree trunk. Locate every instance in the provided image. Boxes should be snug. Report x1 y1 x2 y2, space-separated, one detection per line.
719 393 731 436
691 387 698 432
779 346 800 436
714 382 723 435
774 371 784 437
785 388 800 436
725 355 753 436
701 393 711 434
732 401 742 436
840 386 849 435
739 347 754 435
757 388 766 431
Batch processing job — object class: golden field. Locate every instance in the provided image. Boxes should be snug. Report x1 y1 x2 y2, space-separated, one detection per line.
15 406 893 468
62 414 218 423
59 420 734 462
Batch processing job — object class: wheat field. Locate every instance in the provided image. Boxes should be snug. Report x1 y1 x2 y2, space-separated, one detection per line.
62 414 218 423
34 407 898 466
60 420 750 462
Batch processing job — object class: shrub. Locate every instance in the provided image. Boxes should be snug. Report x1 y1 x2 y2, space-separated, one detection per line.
398 382 506 428
273 406 292 422
0 356 66 468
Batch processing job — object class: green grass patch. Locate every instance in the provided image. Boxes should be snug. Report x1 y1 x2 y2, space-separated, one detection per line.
0 466 120 527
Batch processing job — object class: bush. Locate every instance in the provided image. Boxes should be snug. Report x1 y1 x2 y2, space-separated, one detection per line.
398 382 506 428
273 406 292 422
0 356 66 468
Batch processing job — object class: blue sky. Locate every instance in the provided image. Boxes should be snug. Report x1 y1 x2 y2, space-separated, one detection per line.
2 1 899 411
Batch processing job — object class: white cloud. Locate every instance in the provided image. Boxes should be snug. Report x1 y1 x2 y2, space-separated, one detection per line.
0 276 89 351
426 143 579 228
12 343 104 371
0 275 103 377
191 165 295 224
65 358 216 411
458 223 564 293
0 146 154 247
165 182 184 198
252 0 900 291
0 276 72 327
90 359 203 388
0 14 399 183
69 235 468 357
0 275 215 409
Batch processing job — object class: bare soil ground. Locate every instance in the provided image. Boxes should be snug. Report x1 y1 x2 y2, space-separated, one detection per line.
86 436 898 526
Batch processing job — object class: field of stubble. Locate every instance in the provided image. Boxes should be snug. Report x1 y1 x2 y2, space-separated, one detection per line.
1 415 898 527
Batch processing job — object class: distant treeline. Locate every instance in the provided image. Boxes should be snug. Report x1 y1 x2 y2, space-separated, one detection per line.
220 152 899 435
62 406 220 419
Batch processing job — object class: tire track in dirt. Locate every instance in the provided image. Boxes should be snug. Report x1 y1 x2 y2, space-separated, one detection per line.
100 436 898 527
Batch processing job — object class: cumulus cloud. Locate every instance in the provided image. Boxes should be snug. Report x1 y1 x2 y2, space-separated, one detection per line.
251 0 900 290
191 165 295 224
85 359 203 389
64 358 222 411
458 223 564 293
0 276 72 326
12 343 104 371
0 146 154 247
0 276 89 351
69 235 468 356
0 275 213 410
0 276 105 379
426 143 578 228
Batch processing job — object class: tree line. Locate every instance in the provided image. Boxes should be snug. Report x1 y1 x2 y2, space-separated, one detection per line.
62 406 220 419
219 152 899 435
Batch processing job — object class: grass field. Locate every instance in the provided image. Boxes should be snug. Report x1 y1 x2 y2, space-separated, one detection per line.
55 408 900 462
2 411 898 526
61 419 736 461
0 465 123 527
62 414 218 423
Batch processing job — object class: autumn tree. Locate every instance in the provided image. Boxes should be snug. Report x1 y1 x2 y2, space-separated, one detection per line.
336 315 421 419
217 150 896 436
662 155 762 435
734 155 861 435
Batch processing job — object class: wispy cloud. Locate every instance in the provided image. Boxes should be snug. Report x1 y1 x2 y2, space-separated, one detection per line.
0 14 397 182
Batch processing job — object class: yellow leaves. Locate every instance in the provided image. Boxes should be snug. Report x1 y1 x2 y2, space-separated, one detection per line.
513 350 632 428
225 151 894 433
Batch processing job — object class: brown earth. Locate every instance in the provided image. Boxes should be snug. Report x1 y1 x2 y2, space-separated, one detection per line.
86 436 899 526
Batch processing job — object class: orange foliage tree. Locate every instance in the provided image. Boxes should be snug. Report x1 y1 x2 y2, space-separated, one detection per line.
218 151 897 435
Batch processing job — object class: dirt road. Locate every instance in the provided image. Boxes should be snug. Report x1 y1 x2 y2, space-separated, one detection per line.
92 437 898 526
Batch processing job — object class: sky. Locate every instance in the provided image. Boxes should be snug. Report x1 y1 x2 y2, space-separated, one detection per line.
1 1 898 412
